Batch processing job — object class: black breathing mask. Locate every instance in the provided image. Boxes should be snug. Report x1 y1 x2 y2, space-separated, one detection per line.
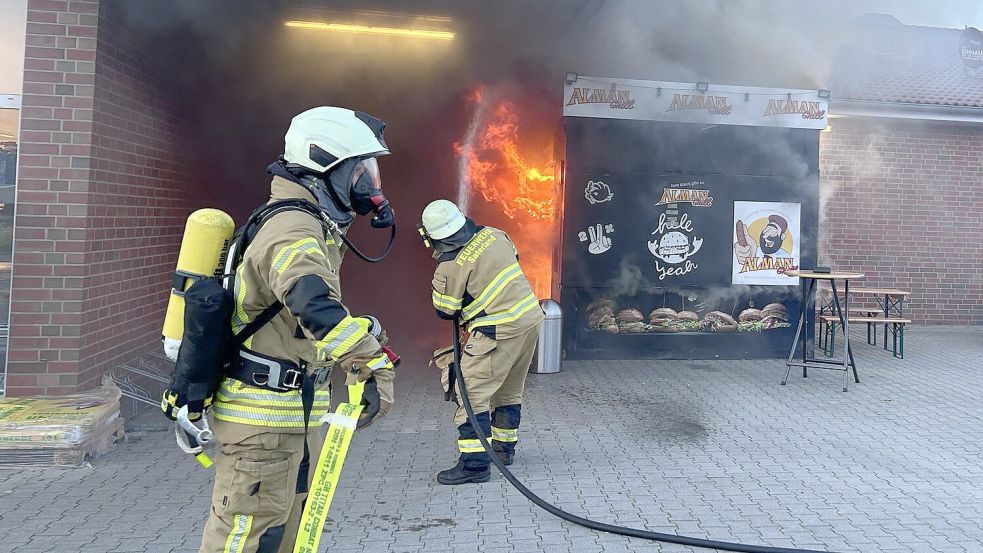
326 156 394 229
282 156 397 264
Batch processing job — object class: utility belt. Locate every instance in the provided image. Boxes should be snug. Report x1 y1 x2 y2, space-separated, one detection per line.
227 347 330 392
224 347 328 495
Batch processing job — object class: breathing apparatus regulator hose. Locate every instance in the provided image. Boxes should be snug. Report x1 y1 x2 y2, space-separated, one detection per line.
324 216 397 264
450 319 835 553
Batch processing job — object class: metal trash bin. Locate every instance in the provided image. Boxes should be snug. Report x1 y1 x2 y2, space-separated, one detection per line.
532 299 562 374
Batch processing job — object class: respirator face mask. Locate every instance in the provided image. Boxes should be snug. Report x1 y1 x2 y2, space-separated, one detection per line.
348 157 394 229
310 156 397 263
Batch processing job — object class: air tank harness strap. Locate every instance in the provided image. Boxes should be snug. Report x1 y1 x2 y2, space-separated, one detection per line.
170 270 208 297
297 373 314 494
226 295 325 490
233 301 285 348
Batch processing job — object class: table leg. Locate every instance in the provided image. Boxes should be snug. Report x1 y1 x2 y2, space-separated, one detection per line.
803 279 814 378
830 280 851 392
849 332 859 383
899 297 905 360
784 277 810 385
900 323 904 359
843 280 852 391
883 294 889 352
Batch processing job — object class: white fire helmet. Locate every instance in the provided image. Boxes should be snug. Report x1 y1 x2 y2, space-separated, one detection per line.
284 106 390 173
421 199 467 240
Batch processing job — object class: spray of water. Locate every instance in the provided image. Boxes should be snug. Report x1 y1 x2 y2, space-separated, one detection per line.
456 89 492 213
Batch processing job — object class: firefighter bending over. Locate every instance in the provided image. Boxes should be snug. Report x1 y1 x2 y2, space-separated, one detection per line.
420 199 544 485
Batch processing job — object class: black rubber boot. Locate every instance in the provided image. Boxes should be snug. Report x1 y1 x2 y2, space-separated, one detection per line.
493 449 514 466
437 460 490 485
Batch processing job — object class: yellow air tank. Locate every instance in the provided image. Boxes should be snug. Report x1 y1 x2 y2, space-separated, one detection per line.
162 209 235 360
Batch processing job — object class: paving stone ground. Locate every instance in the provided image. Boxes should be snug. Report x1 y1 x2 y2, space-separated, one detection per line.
1 326 981 553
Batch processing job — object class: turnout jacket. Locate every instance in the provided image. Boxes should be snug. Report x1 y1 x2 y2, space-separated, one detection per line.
431 226 544 339
212 176 392 438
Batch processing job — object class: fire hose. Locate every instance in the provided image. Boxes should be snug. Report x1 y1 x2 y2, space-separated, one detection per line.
293 381 366 553
449 318 836 553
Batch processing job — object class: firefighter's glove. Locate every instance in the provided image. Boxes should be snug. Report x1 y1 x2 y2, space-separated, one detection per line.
430 345 457 404
349 369 395 430
345 355 396 429
430 345 454 371
356 315 389 347
160 389 210 422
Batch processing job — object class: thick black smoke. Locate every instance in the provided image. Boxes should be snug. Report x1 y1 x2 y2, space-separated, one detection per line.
106 0 970 361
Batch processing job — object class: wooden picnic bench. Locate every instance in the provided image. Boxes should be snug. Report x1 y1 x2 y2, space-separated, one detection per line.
818 287 910 358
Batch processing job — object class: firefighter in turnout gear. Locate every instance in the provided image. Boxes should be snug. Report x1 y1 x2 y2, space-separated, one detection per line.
199 107 398 553
420 199 544 485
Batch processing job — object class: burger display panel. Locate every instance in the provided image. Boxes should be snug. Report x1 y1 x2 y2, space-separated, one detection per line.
585 296 791 335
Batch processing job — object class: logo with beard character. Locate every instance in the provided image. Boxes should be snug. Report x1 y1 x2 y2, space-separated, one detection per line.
758 216 786 255
733 202 800 285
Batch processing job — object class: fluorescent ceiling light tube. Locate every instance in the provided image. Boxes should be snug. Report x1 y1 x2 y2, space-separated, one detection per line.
285 20 454 40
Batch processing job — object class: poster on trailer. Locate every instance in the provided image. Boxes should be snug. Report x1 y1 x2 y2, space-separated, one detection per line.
732 201 801 286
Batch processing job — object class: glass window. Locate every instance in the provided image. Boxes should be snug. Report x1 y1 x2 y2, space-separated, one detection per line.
0 0 28 395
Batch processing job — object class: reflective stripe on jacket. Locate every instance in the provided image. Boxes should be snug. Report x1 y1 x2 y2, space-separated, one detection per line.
432 227 544 339
214 176 391 438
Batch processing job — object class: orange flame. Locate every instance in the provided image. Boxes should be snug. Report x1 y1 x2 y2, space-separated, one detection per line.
454 87 561 299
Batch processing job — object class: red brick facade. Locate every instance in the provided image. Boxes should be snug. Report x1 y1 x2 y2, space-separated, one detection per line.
8 0 198 396
819 118 983 325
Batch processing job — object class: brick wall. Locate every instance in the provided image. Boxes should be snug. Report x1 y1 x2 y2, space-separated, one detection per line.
8 0 100 396
8 0 201 396
76 1 205 389
819 118 983 324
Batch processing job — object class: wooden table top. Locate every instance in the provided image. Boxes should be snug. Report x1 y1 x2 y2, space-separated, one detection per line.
785 270 865 280
817 286 910 297
849 287 911 296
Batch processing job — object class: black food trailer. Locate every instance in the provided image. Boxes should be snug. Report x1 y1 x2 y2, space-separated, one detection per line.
559 76 829 360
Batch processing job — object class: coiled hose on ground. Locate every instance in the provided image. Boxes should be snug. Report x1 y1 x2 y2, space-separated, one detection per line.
450 319 836 553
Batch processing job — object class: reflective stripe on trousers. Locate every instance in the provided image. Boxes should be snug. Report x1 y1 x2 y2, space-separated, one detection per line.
491 426 518 443
457 438 484 454
223 514 253 553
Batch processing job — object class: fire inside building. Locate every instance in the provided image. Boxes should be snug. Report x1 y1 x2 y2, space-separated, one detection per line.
0 1 982 396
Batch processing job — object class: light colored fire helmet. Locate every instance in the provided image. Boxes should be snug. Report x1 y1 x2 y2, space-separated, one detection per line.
284 106 389 173
420 199 467 243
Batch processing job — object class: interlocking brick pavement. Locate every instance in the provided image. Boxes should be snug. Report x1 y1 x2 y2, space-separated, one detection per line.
1 326 981 553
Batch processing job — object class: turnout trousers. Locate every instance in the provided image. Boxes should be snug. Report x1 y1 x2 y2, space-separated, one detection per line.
199 422 324 553
453 326 539 468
